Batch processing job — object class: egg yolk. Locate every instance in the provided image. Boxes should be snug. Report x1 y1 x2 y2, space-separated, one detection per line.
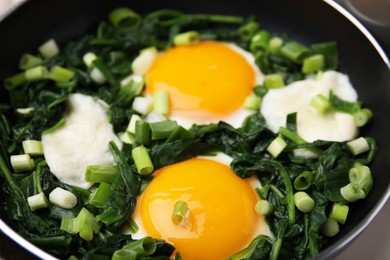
137 158 262 260
146 41 255 120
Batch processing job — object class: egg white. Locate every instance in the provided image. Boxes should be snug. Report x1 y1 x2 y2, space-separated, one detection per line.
41 93 122 189
261 70 358 143
129 152 272 242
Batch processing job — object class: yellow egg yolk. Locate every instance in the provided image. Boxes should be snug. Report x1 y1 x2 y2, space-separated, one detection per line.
146 41 256 120
137 158 262 260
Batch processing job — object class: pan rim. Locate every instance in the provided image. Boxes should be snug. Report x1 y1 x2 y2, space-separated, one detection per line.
0 0 389 259
324 0 389 70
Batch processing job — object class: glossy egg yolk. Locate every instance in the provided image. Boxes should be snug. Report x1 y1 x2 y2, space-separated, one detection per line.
137 158 262 260
146 41 256 120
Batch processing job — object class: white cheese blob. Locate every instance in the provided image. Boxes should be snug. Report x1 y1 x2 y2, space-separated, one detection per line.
42 93 122 189
261 71 358 142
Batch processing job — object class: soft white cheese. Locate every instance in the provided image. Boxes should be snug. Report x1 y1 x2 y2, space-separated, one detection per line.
261 71 358 142
42 93 122 189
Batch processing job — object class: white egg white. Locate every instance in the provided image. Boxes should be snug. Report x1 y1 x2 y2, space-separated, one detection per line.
41 93 122 189
261 70 358 143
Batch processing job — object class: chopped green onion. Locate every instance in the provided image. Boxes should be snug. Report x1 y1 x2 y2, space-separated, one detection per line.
49 66 75 83
302 54 325 74
280 41 309 63
112 249 137 260
311 41 338 69
294 191 315 213
89 182 112 208
264 74 285 89
135 121 151 146
120 74 144 88
82 52 98 68
90 67 107 85
255 200 273 215
92 58 118 88
25 65 48 81
153 91 170 115
166 126 195 143
60 217 78 234
321 218 339 237
239 21 260 40
353 108 373 127
132 47 158 75
349 165 373 193
132 145 154 175
76 208 101 241
243 95 261 110
173 31 200 46
316 70 324 80
38 39 60 59
340 183 366 202
250 30 271 52
49 187 77 209
27 192 49 211
116 75 145 104
85 165 119 184
4 72 27 89
269 37 284 54
149 120 179 140
123 236 157 257
172 201 190 227
118 131 135 144
132 97 153 115
311 94 331 114
144 111 167 122
22 140 43 156
294 171 314 190
19 54 43 70
10 154 35 172
266 136 287 158
109 7 141 30
127 114 143 134
16 107 35 115
329 203 349 224
347 137 370 155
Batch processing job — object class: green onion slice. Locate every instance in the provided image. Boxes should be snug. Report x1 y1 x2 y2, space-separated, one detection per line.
109 7 141 30
172 201 190 227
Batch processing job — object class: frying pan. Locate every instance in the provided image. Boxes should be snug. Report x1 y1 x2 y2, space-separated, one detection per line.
0 0 389 259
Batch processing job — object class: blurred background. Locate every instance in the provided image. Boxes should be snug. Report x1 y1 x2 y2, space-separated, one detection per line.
0 0 389 259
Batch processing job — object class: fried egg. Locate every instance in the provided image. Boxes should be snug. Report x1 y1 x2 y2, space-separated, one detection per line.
145 41 263 128
131 153 271 260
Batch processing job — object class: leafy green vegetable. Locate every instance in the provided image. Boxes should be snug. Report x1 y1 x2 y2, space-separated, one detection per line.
0 7 376 260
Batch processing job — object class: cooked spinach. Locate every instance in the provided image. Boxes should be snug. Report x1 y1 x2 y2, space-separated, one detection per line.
0 7 374 260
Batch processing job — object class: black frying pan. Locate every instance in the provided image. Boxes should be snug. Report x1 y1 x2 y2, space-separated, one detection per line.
0 0 389 259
